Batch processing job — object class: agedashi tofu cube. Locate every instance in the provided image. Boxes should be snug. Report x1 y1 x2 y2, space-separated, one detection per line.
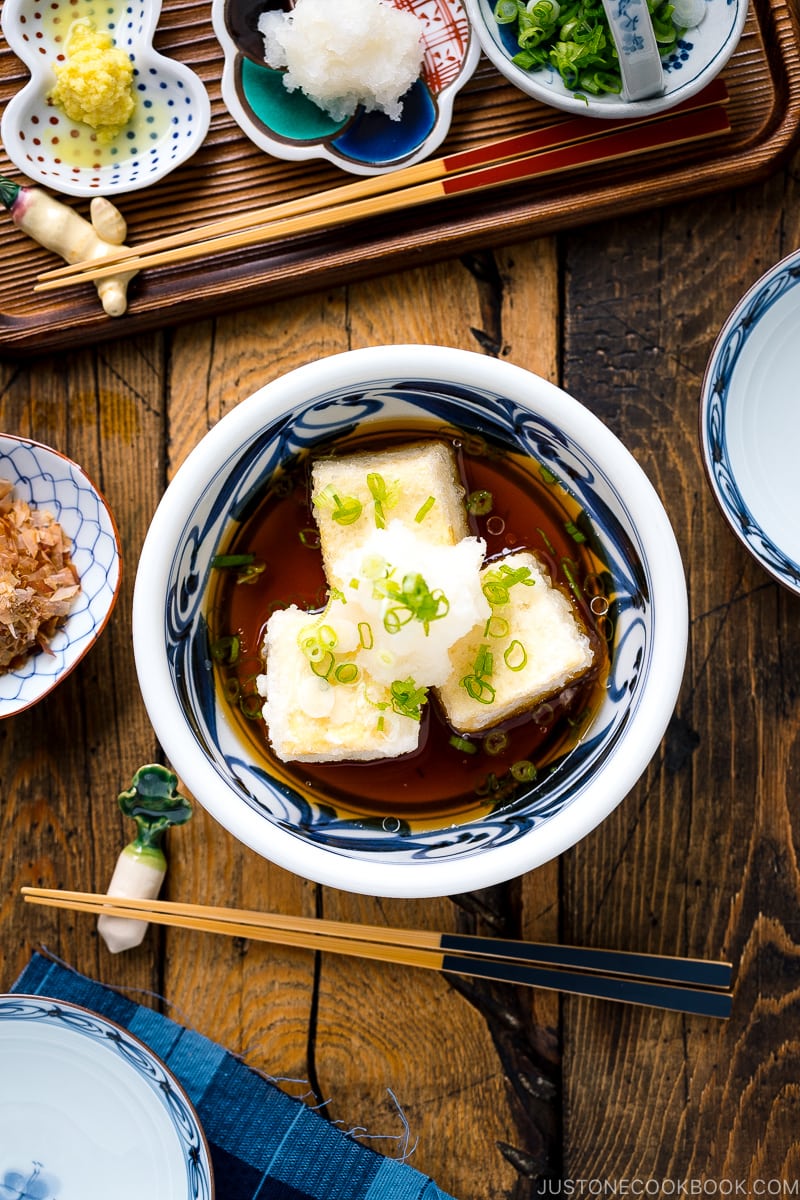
311 440 470 585
436 552 595 735
257 604 422 763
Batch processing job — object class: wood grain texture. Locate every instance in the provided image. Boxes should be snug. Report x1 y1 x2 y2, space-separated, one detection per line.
2 130 800 1200
560 160 800 1183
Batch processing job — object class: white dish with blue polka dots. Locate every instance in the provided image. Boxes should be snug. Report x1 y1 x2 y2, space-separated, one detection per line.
0 0 210 197
0 435 121 718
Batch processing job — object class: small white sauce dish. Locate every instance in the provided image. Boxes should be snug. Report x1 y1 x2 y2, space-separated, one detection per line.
463 0 748 118
0 0 210 197
0 435 121 719
132 344 688 899
0 995 214 1200
700 247 800 594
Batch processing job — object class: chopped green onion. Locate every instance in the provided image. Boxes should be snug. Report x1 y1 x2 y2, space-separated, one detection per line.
239 693 263 720
564 519 587 544
236 562 266 585
390 677 428 721
299 528 321 548
414 496 436 523
211 634 240 664
449 734 478 755
358 621 374 650
484 730 509 756
504 640 528 671
313 485 363 526
334 663 359 684
367 472 400 528
223 677 240 702
484 614 510 639
482 563 534 606
466 489 493 516
211 554 254 569
461 674 497 704
511 760 537 782
310 651 335 680
473 643 494 680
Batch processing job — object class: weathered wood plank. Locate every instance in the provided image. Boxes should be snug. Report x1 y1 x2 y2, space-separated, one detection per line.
560 161 800 1183
0 335 166 997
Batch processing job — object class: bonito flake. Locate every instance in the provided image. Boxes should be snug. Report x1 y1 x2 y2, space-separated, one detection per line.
0 479 81 671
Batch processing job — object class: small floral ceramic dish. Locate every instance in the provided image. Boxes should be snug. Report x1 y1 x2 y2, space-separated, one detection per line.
0 995 214 1200
462 0 748 118
212 0 481 175
0 0 211 198
700 247 800 595
132 345 688 899
0 435 121 718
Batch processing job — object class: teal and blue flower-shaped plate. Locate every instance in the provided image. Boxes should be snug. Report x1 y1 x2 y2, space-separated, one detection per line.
212 0 481 175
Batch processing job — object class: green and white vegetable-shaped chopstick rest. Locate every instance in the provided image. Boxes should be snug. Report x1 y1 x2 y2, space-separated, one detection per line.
98 764 193 954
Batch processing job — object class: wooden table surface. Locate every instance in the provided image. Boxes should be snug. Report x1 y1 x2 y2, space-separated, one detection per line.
3 113 800 1198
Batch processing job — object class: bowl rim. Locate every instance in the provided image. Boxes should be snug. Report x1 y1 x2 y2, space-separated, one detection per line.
462 0 749 120
0 433 122 718
133 345 687 897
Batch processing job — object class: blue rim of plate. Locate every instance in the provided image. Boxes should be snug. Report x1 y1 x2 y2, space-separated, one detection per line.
699 246 800 593
0 995 214 1200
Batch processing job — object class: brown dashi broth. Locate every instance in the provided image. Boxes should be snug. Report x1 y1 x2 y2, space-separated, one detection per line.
208 421 613 824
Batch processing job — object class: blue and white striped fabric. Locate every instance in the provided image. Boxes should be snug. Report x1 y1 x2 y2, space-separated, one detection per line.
12 954 453 1200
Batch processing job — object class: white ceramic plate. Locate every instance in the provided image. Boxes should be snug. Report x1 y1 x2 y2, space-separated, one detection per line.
0 996 214 1200
700 247 800 593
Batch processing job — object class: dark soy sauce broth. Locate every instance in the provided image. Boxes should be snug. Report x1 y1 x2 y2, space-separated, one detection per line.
209 421 612 826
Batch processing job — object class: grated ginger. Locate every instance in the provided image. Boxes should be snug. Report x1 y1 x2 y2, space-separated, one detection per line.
0 479 81 672
49 18 135 143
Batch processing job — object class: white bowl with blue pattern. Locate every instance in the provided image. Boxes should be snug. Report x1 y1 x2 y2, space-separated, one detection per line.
463 0 748 118
132 345 687 898
700 248 800 594
1 0 210 197
0 435 121 718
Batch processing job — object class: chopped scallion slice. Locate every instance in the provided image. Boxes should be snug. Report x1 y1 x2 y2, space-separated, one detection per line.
449 734 478 755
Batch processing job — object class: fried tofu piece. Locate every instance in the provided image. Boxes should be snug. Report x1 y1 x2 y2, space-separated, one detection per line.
436 552 594 735
256 604 421 763
311 441 469 585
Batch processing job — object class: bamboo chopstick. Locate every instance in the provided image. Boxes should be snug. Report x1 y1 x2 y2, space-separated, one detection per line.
34 85 731 294
21 887 733 1018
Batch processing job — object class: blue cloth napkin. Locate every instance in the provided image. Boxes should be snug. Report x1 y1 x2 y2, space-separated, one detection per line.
12 953 453 1200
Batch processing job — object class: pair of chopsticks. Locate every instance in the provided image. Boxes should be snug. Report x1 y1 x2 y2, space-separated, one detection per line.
22 886 733 1018
34 79 731 296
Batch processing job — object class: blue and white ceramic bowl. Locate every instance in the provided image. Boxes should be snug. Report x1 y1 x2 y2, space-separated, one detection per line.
1 0 210 197
0 435 121 718
0 996 214 1200
700 248 800 594
132 346 687 898
463 0 748 118
212 0 480 175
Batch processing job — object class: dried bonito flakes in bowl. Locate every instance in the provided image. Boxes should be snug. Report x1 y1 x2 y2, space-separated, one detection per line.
0 435 121 718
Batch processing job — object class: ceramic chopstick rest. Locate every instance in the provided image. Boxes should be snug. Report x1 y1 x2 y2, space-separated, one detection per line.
98 764 192 953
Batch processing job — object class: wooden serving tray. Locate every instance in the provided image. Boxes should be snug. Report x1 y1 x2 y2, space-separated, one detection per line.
0 0 798 355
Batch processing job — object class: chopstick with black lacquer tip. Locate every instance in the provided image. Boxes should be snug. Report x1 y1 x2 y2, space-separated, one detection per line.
21 887 734 1019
